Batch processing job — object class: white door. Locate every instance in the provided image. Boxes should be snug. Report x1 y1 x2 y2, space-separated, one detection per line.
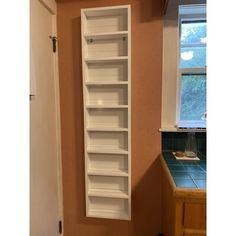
30 0 63 235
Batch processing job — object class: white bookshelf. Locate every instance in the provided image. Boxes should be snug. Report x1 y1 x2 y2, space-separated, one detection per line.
81 5 131 220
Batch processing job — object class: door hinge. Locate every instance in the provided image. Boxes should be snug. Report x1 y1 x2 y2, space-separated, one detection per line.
49 36 58 53
59 220 62 234
29 94 35 101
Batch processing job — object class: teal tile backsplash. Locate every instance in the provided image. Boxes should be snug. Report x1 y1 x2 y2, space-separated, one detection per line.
162 132 206 155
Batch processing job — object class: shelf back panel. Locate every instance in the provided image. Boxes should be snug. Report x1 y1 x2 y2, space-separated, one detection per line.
85 61 128 82
85 37 128 58
86 85 128 105
88 131 128 150
87 109 128 128
88 197 128 214
88 153 128 171
88 175 128 192
85 12 128 33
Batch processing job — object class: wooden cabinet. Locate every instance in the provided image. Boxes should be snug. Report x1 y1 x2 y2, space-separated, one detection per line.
175 199 206 236
161 156 206 236
81 5 131 220
183 202 206 230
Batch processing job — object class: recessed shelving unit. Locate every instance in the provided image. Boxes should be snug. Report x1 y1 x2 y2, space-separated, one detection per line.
81 5 131 220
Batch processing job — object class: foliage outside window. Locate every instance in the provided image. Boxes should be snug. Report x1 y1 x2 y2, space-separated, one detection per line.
178 5 206 128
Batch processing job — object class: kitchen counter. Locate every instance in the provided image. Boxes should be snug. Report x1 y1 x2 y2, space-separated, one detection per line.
161 151 206 235
162 151 206 189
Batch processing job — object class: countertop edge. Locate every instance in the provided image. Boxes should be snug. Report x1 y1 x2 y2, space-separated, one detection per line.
160 154 206 199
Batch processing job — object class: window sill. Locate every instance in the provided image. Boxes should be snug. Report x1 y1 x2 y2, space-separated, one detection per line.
159 126 206 133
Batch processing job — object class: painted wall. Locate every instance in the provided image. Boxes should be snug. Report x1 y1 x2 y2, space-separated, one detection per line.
57 0 163 235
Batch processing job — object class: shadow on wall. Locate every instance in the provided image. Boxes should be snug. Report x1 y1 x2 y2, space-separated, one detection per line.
71 16 86 221
140 0 164 21
131 157 162 235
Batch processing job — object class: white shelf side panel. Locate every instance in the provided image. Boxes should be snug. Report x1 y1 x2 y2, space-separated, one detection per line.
81 4 131 220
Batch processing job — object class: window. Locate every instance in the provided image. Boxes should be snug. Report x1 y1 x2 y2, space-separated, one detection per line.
177 5 206 128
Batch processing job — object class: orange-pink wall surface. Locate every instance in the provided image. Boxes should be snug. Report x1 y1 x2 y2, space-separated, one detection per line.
57 0 163 235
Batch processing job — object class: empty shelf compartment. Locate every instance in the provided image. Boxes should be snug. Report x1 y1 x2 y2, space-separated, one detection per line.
83 7 128 34
87 108 128 128
87 131 128 151
86 84 128 106
88 153 128 173
88 175 128 195
88 197 129 219
85 61 128 82
84 35 128 58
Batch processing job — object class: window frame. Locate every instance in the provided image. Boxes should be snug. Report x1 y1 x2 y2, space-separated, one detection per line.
160 1 206 132
176 5 207 129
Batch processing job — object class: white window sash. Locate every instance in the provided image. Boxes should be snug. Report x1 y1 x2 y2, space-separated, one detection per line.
181 43 206 48
179 68 206 74
176 5 207 129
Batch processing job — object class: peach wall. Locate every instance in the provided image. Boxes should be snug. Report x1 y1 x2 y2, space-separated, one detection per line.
57 0 163 235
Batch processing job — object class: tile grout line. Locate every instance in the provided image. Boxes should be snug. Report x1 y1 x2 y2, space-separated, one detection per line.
190 175 199 189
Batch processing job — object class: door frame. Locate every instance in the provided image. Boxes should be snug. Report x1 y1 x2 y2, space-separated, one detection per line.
37 0 64 233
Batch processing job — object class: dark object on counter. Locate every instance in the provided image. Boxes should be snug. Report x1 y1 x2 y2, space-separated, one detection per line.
175 151 185 157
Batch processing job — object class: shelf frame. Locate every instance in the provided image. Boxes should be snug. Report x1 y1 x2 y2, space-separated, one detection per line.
81 4 131 220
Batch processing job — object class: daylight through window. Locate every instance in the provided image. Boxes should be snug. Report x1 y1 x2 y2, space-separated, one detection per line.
178 5 206 128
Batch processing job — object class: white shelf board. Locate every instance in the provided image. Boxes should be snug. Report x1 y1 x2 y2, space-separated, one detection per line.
84 31 128 40
85 81 128 85
87 168 128 177
86 105 128 109
85 56 128 63
87 209 129 220
87 127 128 132
87 147 128 155
88 189 128 198
82 5 129 17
